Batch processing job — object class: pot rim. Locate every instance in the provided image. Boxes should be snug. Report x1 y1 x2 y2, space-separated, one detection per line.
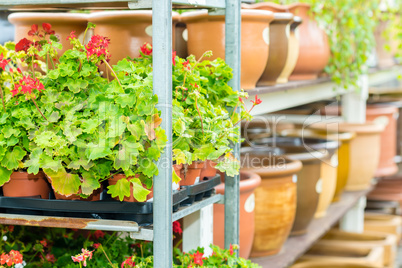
309 122 384 134
366 103 399 115
89 10 180 22
215 170 261 193
251 136 340 150
281 128 356 142
180 9 275 24
8 12 89 24
240 153 302 177
10 170 45 180
286 2 311 10
241 2 287 12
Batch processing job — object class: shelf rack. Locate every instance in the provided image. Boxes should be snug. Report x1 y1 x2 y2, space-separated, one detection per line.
0 0 241 267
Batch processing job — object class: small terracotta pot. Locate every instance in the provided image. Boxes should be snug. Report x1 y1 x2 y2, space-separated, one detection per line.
8 13 89 56
213 170 261 259
242 3 294 86
286 3 330 80
2 171 51 199
181 10 275 90
310 122 384 191
54 187 102 201
199 160 217 179
297 241 384 268
181 161 205 186
240 151 302 257
108 174 153 202
89 11 180 67
320 229 397 268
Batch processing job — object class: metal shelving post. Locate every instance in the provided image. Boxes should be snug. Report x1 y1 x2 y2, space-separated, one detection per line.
224 0 241 252
152 0 173 266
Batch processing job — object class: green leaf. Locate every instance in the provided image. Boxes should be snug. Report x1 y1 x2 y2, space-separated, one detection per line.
80 63 97 77
131 177 151 202
172 170 181 184
66 78 88 93
24 148 42 174
48 111 61 123
44 167 81 196
2 125 20 138
85 143 112 161
127 122 143 141
2 146 26 170
107 116 127 138
81 119 100 134
39 155 63 171
81 171 100 196
107 177 131 202
113 58 133 73
138 159 158 177
0 166 12 186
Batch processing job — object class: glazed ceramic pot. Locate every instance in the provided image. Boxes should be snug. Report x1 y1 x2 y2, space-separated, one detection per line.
175 20 188 58
297 241 384 268
181 10 274 90
108 174 153 202
320 229 397 268
213 170 261 259
310 122 384 191
8 12 88 55
181 161 205 186
366 103 399 177
364 212 402 241
54 187 102 201
2 171 51 199
90 11 180 67
286 3 330 80
240 150 302 257
278 130 341 217
278 16 302 83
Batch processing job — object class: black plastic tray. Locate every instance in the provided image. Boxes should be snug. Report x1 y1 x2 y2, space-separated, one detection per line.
0 174 221 226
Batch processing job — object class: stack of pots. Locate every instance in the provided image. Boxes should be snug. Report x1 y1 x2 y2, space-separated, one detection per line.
240 149 302 257
181 10 274 90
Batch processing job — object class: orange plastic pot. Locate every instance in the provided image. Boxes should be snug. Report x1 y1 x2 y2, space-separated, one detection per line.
2 171 51 199
213 170 261 259
181 161 205 186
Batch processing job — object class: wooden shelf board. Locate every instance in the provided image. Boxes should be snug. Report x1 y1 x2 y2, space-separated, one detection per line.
250 187 373 268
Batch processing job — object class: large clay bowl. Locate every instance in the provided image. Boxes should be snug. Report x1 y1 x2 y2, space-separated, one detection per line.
213 170 261 259
181 10 274 90
240 149 302 257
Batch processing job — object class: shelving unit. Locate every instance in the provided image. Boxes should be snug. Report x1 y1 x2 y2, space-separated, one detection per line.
0 1 241 267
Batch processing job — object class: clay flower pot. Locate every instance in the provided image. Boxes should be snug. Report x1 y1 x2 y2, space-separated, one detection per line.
310 122 384 191
2 171 51 199
286 3 330 80
365 103 399 177
199 159 217 179
108 174 153 202
181 10 275 90
364 212 402 241
242 3 296 86
54 187 102 201
240 151 302 257
181 161 205 186
320 229 397 268
213 170 261 259
8 12 89 56
298 241 384 268
89 11 180 67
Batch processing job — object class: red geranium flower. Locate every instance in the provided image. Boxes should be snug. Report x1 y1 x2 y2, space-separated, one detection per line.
66 31 76 40
93 243 101 249
15 38 33 53
93 230 105 239
193 251 204 266
45 253 56 263
27 24 39 36
173 221 182 235
172 51 176 66
85 34 111 60
251 95 262 106
140 42 152 56
0 54 10 70
42 23 55 35
121 256 135 268
12 76 45 97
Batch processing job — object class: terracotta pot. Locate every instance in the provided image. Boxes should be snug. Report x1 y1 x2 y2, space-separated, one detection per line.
278 16 302 83
240 151 302 257
286 3 330 80
310 122 384 191
199 160 217 179
2 171 51 199
320 229 397 268
364 212 402 242
89 11 180 67
175 21 188 58
8 13 89 56
291 261 379 268
213 170 261 259
181 161 205 186
374 19 395 68
54 187 102 201
108 174 153 202
366 103 399 177
299 241 384 268
181 10 274 90
281 128 356 203
242 3 296 86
